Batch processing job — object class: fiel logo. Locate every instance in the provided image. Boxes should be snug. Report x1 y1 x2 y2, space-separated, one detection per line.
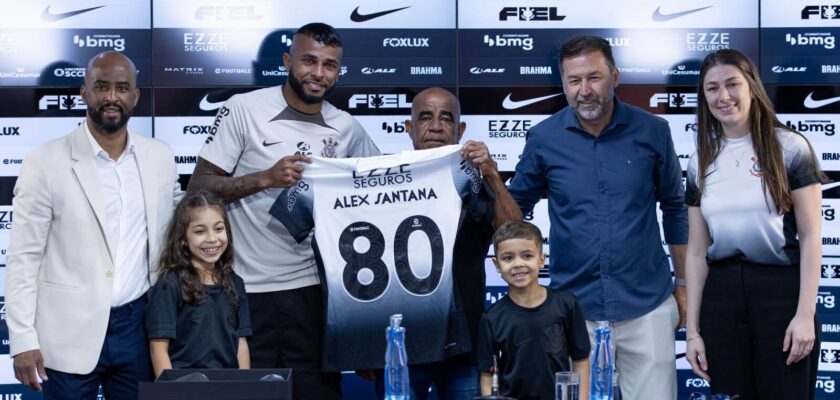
649 93 698 108
822 349 840 363
824 264 840 279
348 94 411 109
498 7 564 21
39 95 86 110
195 6 262 21
802 5 840 19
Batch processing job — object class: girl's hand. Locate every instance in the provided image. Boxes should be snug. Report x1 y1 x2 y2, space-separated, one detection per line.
685 335 710 381
783 313 815 365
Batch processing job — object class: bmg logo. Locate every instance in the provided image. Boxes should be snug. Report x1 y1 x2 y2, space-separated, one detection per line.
824 205 836 221
817 376 837 393
817 291 836 309
73 35 125 51
381 122 405 134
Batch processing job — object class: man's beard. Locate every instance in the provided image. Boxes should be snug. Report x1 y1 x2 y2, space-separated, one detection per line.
89 103 132 134
286 68 334 105
574 89 614 121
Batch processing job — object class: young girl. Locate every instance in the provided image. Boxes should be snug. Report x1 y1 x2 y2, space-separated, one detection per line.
146 190 251 378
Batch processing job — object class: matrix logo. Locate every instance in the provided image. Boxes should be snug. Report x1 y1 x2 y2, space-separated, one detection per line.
483 34 533 50
499 7 565 21
785 33 836 49
195 6 262 21
348 94 411 109
39 95 86 110
73 34 125 51
802 5 840 19
649 93 698 108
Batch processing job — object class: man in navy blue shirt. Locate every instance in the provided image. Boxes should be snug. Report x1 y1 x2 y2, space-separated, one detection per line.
508 36 688 400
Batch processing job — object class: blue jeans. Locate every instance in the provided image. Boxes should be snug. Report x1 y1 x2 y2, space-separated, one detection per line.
375 358 479 400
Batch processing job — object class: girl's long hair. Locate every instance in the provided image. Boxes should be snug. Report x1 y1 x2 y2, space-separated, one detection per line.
157 190 239 327
695 49 821 213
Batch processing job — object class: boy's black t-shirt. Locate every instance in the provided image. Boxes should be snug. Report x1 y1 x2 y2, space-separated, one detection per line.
146 272 252 369
477 287 591 400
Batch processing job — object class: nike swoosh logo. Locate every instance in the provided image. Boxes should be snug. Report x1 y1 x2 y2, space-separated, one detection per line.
263 140 283 147
823 182 840 191
804 92 840 109
199 95 225 111
41 5 105 22
350 6 411 22
502 93 563 110
651 5 713 22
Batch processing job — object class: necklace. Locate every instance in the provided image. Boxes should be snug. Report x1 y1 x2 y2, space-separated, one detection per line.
732 147 750 168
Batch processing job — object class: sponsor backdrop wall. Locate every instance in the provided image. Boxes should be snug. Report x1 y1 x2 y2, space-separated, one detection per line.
0 0 838 398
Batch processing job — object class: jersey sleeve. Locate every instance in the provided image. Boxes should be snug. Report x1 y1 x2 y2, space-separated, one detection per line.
197 96 247 173
562 293 592 361
476 313 497 374
346 118 381 157
268 179 315 243
783 132 822 190
450 155 489 221
145 273 181 340
234 275 252 337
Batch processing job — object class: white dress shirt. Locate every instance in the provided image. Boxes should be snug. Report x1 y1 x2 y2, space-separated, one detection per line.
85 124 150 307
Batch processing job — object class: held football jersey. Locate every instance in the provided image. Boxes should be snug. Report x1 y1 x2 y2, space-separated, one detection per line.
269 145 482 371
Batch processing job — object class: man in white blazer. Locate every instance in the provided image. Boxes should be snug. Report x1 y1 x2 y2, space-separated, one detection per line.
5 51 182 399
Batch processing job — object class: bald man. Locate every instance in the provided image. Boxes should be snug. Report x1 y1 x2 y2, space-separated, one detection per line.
6 51 182 399
362 88 521 399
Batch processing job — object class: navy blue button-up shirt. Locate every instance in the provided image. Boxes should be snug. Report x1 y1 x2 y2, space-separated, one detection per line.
508 98 688 322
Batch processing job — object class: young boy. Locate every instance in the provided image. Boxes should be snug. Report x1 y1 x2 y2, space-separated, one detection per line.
477 220 591 400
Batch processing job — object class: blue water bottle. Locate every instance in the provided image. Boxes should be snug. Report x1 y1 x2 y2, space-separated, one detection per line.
590 321 614 400
385 314 410 400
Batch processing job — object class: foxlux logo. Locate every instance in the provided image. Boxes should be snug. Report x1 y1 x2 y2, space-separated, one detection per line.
73 34 125 51
483 34 533 50
649 93 698 108
183 125 213 135
1 126 20 136
802 5 840 19
349 94 411 109
685 378 709 388
39 95 86 110
785 119 835 136
499 7 565 21
382 38 429 47
786 33 836 49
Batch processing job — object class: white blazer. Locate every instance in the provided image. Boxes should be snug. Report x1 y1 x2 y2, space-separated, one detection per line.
5 126 183 374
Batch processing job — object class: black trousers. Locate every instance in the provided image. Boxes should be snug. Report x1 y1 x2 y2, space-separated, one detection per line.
700 257 819 400
248 285 341 400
